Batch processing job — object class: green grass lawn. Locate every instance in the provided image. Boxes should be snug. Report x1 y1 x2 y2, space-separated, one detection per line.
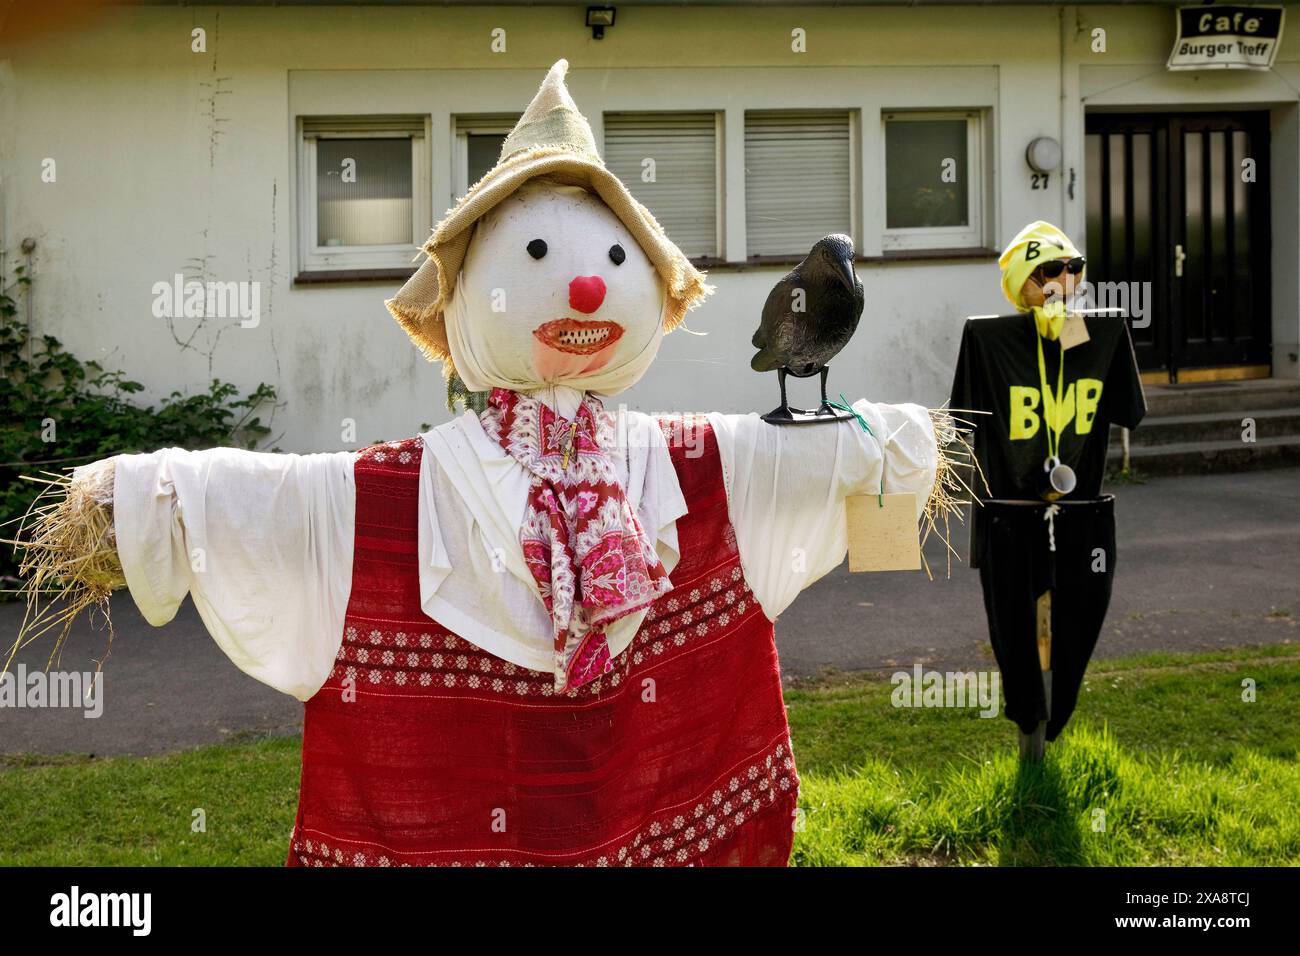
1 645 1297 866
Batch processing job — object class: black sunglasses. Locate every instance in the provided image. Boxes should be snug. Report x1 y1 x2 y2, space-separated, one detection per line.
1034 256 1086 280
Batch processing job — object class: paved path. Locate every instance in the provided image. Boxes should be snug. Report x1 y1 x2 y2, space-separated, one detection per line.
2 469 1296 756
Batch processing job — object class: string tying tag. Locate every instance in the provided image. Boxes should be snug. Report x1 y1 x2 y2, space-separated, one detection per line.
1043 504 1061 552
823 393 883 507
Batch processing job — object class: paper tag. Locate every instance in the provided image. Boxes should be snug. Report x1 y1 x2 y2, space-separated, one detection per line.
1058 314 1091 350
846 492 922 573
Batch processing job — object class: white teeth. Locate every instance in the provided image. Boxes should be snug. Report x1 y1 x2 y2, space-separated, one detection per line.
557 327 610 346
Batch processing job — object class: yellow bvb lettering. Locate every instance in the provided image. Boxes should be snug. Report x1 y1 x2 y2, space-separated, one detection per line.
1045 383 1077 435
1075 378 1103 434
1008 380 1105 439
1009 386 1041 440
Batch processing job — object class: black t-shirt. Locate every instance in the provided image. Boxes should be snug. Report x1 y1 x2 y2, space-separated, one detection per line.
949 312 1146 564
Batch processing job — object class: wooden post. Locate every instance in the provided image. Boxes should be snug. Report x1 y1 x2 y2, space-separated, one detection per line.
1019 590 1053 762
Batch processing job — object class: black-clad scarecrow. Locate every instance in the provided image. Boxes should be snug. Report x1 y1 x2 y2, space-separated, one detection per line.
951 221 1146 754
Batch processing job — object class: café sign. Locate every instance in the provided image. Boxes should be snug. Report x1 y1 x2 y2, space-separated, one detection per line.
1167 5 1285 71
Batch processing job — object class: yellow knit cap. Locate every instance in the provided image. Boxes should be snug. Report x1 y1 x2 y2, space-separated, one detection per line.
999 221 1083 310
998 221 1083 341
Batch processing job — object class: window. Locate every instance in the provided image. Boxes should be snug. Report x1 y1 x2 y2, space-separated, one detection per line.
604 112 721 259
883 111 985 251
745 110 853 258
454 115 520 197
297 116 429 273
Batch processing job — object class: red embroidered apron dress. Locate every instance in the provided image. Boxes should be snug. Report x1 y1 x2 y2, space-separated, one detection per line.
288 415 800 867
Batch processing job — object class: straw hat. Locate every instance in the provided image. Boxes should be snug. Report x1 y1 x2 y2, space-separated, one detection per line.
386 59 712 375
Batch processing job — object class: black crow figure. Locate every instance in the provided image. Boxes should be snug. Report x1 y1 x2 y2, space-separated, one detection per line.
750 234 864 422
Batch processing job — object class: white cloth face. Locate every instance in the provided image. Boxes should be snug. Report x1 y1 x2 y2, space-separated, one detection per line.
444 180 668 396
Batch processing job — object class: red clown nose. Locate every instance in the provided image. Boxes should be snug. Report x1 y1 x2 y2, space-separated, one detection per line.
568 276 607 314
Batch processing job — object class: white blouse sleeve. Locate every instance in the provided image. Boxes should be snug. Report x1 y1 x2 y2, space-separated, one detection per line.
112 447 357 701
707 400 937 621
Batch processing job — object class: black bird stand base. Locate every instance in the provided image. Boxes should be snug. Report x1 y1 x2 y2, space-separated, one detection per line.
761 365 858 426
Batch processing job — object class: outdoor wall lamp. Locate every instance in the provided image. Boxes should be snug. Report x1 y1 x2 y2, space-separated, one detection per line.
586 7 616 40
1026 136 1063 174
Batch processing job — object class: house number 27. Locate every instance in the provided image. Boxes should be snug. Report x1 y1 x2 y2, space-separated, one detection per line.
1031 173 1051 190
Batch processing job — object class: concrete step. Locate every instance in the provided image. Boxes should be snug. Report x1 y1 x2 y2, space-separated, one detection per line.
1109 407 1300 448
1143 378 1300 417
1107 434 1300 477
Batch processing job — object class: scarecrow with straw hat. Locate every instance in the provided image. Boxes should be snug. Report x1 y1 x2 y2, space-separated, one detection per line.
13 60 954 867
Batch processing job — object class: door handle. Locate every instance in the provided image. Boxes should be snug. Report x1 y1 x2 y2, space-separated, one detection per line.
1174 243 1186 278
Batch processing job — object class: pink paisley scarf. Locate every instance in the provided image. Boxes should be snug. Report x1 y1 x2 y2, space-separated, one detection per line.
480 387 673 691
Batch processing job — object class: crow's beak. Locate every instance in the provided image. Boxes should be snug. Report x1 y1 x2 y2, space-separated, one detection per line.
835 257 857 292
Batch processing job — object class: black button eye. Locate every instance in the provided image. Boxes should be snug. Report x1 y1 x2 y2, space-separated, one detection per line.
526 239 547 260
608 243 626 266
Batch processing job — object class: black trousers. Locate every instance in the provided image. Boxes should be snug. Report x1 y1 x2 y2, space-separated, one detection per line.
977 496 1116 741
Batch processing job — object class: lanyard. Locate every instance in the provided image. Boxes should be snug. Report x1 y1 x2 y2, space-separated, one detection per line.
1035 331 1068 461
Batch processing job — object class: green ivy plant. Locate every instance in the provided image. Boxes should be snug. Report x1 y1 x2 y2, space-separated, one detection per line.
446 370 489 415
0 263 277 582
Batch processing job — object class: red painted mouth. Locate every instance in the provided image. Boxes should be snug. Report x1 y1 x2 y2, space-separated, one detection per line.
533 319 624 356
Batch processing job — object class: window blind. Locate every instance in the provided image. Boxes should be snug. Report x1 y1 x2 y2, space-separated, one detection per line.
605 112 719 259
744 110 852 257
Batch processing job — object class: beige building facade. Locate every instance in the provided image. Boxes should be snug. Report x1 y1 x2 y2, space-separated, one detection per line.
2 2 1297 449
